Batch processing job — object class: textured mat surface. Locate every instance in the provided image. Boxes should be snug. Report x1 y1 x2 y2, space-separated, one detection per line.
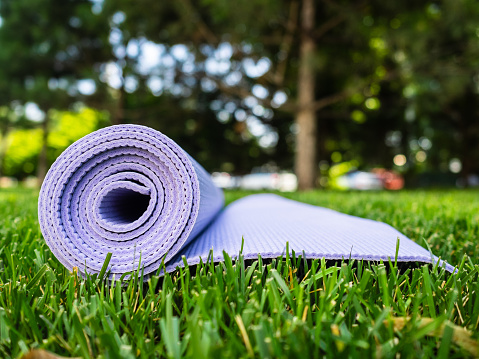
167 194 454 272
38 125 454 277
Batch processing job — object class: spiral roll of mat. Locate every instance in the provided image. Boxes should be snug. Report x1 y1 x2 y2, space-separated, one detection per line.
38 125 223 277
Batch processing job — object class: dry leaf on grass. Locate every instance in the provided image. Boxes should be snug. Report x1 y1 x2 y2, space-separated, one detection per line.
20 349 81 359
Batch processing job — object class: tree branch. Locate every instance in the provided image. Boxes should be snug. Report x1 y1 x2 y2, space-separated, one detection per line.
270 0 299 87
313 0 370 40
313 14 346 40
280 78 371 113
175 0 219 45
307 70 399 112
312 88 356 111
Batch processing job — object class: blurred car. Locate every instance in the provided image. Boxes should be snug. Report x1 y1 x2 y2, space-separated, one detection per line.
456 174 479 188
240 172 298 192
211 172 240 189
372 168 404 190
0 177 18 188
335 171 383 190
334 169 404 191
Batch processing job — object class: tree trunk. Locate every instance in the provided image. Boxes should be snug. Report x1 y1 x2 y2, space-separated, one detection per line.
112 85 125 125
294 0 317 190
0 122 10 179
460 121 471 188
37 116 49 187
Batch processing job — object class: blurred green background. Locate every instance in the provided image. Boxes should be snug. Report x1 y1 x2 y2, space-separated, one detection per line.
0 0 478 190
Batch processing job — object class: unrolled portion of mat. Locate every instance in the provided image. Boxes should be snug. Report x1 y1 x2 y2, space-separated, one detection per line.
167 194 454 273
39 124 454 277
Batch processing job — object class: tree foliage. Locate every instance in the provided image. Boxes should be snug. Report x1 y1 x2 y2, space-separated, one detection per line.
0 0 478 186
2 107 108 178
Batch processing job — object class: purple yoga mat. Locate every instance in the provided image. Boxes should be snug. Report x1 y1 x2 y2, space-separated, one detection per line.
38 124 454 277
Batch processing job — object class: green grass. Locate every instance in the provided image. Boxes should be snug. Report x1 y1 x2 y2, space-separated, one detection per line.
1 189 479 358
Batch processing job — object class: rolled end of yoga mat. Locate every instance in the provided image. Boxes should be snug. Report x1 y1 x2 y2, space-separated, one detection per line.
38 124 224 277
